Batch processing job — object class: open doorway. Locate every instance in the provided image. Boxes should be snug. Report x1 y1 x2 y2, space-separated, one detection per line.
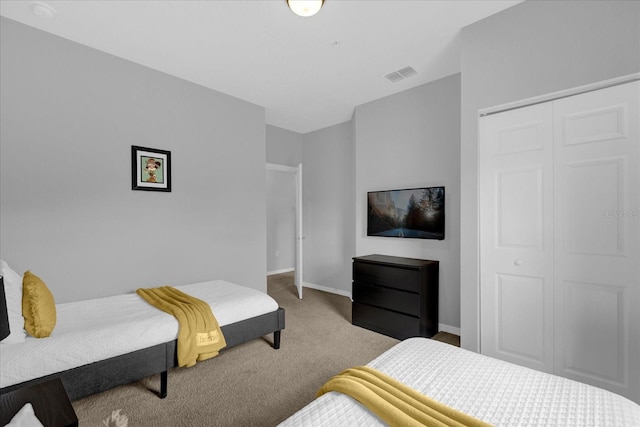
266 163 303 298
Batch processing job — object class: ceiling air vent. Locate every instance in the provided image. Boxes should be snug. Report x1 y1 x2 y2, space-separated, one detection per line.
384 66 417 83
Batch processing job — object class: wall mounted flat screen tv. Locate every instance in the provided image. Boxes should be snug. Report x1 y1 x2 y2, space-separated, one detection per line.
367 186 445 240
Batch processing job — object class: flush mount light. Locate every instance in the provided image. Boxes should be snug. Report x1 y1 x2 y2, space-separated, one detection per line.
287 0 324 17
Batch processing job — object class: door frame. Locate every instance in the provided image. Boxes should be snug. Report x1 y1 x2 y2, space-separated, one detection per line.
266 163 304 299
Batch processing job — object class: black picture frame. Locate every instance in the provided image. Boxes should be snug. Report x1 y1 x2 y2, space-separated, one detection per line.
131 146 172 192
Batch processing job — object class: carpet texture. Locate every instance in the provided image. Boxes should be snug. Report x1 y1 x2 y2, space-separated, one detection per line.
72 273 458 426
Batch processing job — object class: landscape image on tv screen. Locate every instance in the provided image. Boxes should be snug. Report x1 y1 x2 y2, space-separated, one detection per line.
367 186 445 240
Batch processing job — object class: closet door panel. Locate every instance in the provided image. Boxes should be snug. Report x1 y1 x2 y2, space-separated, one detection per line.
479 103 554 373
496 168 543 249
495 273 547 364
554 81 639 401
562 281 625 383
563 159 624 256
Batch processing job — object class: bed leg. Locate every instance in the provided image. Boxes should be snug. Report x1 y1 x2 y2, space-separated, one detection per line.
159 371 168 399
273 331 281 349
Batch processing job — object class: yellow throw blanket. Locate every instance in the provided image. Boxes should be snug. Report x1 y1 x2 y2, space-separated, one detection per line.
318 366 493 427
136 286 226 368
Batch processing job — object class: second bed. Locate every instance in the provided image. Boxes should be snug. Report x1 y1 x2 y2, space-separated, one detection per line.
0 280 285 401
279 337 640 426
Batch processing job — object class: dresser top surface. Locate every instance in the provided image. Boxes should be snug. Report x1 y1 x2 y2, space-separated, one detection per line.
353 254 438 268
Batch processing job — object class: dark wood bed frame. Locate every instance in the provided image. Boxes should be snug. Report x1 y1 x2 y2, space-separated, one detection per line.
0 307 285 401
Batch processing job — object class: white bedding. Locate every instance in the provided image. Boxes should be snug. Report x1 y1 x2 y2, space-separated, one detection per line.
0 280 278 389
279 338 640 427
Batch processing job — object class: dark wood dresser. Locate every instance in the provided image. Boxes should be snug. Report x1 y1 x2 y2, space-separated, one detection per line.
352 254 439 340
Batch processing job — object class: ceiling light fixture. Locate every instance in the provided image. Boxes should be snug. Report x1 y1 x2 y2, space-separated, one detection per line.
287 0 324 17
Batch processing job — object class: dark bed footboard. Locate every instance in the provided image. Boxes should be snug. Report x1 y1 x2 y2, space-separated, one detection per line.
0 307 285 402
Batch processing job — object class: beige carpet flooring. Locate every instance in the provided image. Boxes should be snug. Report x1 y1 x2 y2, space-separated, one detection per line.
72 273 458 426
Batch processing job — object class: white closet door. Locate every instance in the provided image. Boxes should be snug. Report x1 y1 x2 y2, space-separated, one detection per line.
553 81 639 401
479 102 555 373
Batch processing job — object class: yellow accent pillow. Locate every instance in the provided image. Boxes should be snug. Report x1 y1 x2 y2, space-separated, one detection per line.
22 271 56 338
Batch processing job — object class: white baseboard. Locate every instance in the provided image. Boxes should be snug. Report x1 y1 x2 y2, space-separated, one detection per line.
267 268 295 276
438 323 460 336
302 281 352 299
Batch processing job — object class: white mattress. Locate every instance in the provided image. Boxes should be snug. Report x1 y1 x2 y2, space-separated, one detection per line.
279 338 640 427
0 280 278 388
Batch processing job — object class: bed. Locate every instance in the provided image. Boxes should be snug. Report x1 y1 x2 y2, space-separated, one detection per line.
279 337 640 426
0 277 285 402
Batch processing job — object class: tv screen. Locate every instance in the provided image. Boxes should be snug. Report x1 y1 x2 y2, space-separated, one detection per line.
367 186 445 240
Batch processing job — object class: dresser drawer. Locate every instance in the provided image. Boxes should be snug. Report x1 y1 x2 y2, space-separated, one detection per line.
352 302 419 340
353 262 420 293
352 282 420 317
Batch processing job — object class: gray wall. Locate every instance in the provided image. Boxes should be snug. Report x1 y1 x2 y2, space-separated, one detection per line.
266 125 303 167
0 18 268 302
460 0 640 350
354 74 461 330
301 121 355 294
266 169 296 273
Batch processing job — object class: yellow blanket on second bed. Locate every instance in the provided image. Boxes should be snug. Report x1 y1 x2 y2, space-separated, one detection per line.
318 366 493 427
136 286 226 368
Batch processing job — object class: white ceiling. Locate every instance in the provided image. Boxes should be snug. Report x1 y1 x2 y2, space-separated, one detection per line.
0 0 521 134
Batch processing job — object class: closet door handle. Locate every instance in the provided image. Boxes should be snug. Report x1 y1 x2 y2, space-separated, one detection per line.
514 259 523 266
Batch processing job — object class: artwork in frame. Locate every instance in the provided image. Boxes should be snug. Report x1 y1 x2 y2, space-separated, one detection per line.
131 146 172 192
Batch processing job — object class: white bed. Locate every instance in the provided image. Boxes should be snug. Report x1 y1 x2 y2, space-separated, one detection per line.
0 280 282 396
279 338 640 426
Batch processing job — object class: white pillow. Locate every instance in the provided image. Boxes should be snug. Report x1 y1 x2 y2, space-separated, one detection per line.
0 259 27 344
6 403 44 427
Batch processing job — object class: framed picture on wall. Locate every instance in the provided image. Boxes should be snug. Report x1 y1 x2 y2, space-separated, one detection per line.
131 146 172 192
